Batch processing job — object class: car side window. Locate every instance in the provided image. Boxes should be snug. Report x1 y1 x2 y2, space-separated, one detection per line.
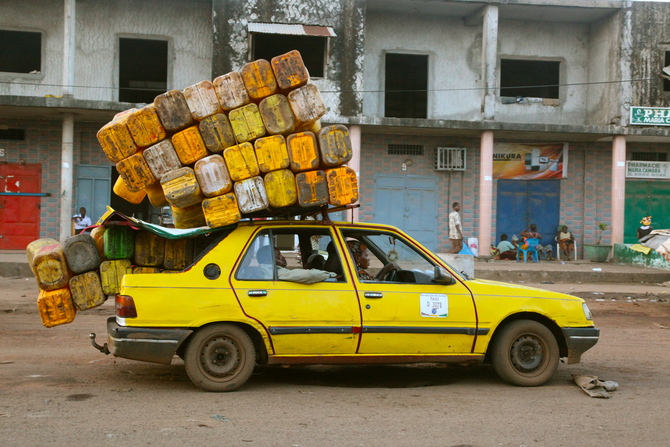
341 230 436 284
237 232 274 280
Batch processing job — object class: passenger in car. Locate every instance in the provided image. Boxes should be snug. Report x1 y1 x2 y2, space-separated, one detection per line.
347 240 399 281
256 245 337 284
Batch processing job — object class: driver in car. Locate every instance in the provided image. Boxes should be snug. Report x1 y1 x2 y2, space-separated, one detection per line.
347 240 400 281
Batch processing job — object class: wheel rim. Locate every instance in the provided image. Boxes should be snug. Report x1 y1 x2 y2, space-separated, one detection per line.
199 335 243 379
509 334 545 374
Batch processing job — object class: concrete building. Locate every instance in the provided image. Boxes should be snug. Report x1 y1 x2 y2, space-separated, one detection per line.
1 0 670 257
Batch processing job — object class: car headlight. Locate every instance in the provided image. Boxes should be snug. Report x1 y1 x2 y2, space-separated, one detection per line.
582 303 593 321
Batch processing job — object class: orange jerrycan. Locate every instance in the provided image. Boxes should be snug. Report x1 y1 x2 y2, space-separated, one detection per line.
171 126 209 166
271 50 310 91
202 193 241 228
325 166 359 206
97 111 138 163
286 131 320 173
171 203 207 229
37 288 76 328
241 59 278 101
223 142 260 182
318 125 353 168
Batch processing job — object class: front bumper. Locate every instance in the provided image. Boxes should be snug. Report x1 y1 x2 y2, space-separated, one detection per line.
106 317 193 365
562 327 600 364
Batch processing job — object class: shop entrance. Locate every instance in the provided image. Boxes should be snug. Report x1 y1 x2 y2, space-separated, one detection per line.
624 180 670 244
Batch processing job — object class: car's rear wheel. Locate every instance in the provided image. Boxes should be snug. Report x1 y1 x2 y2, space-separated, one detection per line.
491 320 559 387
184 324 256 392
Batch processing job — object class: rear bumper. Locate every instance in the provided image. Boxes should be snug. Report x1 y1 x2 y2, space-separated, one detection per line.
106 317 193 365
562 327 600 364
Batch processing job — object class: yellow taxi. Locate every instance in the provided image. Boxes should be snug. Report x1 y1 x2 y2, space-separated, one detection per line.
92 218 599 392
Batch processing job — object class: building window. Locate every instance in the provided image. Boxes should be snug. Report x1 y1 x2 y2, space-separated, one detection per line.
249 24 336 79
631 152 668 162
385 53 428 119
0 128 26 140
500 59 560 99
119 38 168 103
0 30 41 74
664 51 670 92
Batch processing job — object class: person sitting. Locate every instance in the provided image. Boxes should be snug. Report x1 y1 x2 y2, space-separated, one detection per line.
557 225 575 260
323 241 343 276
495 234 517 260
347 240 399 281
638 216 653 241
257 245 336 284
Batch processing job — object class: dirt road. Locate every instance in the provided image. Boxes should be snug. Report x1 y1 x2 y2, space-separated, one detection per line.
1 277 669 447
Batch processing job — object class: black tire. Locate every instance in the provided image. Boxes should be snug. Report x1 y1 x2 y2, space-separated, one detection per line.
491 320 559 387
184 324 256 392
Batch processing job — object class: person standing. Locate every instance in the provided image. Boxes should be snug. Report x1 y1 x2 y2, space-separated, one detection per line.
72 207 91 234
449 202 463 254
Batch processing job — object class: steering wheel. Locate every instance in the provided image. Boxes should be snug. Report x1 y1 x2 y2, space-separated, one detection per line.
382 264 398 282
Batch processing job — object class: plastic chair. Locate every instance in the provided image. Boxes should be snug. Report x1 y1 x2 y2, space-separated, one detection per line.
556 237 578 261
517 238 540 263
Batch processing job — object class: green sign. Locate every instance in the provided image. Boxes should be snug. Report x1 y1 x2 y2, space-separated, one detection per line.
630 107 670 126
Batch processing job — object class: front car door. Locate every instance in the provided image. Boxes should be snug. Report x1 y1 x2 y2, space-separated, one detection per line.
230 225 361 357
339 227 478 357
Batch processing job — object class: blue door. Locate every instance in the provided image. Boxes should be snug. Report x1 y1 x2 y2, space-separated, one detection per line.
374 175 438 251
76 165 112 224
496 180 560 248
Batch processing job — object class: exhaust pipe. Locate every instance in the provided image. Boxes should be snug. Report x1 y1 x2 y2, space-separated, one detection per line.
89 333 109 355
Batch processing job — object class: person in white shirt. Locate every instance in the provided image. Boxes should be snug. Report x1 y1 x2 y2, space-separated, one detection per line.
257 245 337 284
72 207 92 234
448 202 463 254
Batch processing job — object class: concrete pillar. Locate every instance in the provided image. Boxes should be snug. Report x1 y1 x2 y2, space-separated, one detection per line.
62 0 76 97
349 124 361 223
59 114 74 241
481 5 498 121
611 135 626 244
59 0 76 240
478 131 494 255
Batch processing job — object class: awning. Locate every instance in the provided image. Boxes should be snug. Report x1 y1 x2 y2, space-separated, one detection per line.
248 23 336 37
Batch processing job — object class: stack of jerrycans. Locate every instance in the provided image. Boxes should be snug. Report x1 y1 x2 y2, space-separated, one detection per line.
96 49 359 232
28 232 105 328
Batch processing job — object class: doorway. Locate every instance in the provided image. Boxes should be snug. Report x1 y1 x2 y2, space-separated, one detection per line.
373 175 438 251
624 180 670 244
496 179 560 248
0 162 41 249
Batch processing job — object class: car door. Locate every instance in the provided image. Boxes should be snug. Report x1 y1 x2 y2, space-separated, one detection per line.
230 227 361 356
339 228 478 355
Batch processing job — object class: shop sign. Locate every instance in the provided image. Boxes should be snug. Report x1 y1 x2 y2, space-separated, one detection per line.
630 107 670 126
626 161 670 179
492 143 566 180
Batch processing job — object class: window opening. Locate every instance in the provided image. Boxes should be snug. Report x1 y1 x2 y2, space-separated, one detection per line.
252 34 326 78
385 53 428 119
500 59 560 99
0 30 41 74
631 152 668 162
387 144 424 156
119 38 168 103
0 128 26 140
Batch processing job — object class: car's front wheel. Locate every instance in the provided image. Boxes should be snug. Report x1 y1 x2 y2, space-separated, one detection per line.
184 324 256 392
491 320 559 387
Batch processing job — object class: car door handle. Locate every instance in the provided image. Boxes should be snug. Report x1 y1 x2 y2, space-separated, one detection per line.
364 292 383 299
248 290 267 297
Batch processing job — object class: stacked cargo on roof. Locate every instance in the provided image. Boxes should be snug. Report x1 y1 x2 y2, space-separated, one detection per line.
97 50 358 230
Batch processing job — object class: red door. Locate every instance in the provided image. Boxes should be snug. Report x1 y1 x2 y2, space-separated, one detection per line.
0 163 42 249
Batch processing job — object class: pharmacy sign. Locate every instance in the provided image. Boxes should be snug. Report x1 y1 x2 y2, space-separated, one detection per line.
630 107 670 126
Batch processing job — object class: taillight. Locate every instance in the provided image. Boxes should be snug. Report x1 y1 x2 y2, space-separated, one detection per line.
115 295 137 318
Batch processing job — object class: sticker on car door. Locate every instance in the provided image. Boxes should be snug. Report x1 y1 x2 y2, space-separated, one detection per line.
420 293 448 317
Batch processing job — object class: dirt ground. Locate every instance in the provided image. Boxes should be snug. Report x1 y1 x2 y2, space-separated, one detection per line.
1 277 670 447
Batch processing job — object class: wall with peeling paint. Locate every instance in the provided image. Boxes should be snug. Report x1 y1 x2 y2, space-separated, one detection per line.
211 0 365 119
0 0 213 101
363 12 482 120
629 2 670 109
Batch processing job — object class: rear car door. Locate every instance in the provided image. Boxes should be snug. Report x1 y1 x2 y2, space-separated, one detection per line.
339 228 478 355
230 226 361 356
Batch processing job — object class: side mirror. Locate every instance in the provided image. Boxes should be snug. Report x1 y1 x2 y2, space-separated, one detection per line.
433 266 456 285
